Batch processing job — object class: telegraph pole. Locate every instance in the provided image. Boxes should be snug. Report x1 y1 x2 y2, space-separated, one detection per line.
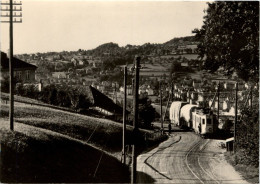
131 56 140 184
122 66 127 164
160 80 163 133
217 82 220 122
171 81 174 101
1 0 23 131
234 82 238 153
250 85 253 110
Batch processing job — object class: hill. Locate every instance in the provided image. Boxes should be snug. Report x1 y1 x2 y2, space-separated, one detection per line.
0 121 129 183
163 36 196 46
0 97 167 182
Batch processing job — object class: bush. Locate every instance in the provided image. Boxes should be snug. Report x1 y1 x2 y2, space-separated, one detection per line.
236 106 259 167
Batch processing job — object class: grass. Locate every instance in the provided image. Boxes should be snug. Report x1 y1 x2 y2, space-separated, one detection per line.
0 101 166 158
225 151 259 184
0 96 167 182
0 123 130 183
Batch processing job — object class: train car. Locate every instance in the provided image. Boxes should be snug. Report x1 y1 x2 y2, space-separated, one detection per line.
169 101 188 126
192 108 214 136
180 104 198 128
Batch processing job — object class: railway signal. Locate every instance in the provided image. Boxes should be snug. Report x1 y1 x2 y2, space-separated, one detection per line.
0 0 23 131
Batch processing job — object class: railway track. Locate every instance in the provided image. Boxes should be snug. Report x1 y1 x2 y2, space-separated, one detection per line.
137 132 248 184
185 138 220 184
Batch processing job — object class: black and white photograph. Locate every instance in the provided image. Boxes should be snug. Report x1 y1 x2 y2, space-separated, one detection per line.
0 0 259 183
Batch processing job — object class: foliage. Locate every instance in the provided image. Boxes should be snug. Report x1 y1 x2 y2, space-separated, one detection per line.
138 96 156 128
222 119 233 132
193 1 259 82
14 84 91 111
236 105 259 167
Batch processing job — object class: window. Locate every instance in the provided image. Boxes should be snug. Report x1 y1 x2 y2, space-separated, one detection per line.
202 119 205 125
17 71 22 80
26 70 30 80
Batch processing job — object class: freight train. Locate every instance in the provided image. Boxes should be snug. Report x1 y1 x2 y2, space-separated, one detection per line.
169 101 218 136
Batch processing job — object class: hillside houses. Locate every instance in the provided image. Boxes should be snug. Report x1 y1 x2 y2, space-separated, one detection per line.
171 78 254 117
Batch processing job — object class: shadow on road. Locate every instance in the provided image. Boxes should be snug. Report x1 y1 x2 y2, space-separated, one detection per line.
137 171 156 183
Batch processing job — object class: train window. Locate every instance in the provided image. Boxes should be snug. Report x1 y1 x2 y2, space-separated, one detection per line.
207 118 211 124
202 119 205 125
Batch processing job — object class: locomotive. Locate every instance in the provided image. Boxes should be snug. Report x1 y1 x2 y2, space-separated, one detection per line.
169 101 218 136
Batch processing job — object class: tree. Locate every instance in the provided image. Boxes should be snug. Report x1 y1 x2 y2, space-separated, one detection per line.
170 60 182 77
138 96 156 128
193 1 259 82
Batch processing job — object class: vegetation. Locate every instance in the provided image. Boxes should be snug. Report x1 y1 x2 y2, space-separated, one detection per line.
236 105 259 167
0 124 129 183
13 84 91 111
138 96 156 128
0 102 165 155
193 1 259 82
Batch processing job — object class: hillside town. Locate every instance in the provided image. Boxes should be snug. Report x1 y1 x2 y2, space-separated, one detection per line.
0 1 258 184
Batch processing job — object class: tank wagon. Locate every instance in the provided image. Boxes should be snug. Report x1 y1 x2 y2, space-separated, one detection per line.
169 101 188 126
180 104 198 128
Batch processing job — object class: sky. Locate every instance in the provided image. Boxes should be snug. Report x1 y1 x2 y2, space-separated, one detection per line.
0 0 208 54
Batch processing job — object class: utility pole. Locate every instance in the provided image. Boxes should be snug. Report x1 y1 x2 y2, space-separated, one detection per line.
217 82 220 122
132 78 135 96
234 82 238 153
160 80 163 133
122 66 127 164
1 0 22 131
114 83 117 104
131 56 140 184
250 85 253 110
171 81 174 101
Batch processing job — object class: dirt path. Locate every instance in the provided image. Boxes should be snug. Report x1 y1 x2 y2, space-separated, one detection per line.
137 132 249 184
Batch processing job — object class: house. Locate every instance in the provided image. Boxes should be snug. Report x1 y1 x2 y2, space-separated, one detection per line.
119 85 133 95
146 88 154 96
71 58 84 66
193 80 201 89
88 59 103 67
52 72 67 79
1 52 37 83
186 44 198 53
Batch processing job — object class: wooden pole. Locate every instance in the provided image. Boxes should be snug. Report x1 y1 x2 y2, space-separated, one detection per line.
171 81 174 101
122 66 127 164
217 82 220 122
131 56 140 184
250 85 253 110
9 0 14 131
160 81 163 133
234 82 238 153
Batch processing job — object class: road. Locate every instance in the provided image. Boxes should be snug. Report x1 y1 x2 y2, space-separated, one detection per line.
137 132 249 184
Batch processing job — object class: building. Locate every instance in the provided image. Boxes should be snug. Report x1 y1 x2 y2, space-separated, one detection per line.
1 52 37 83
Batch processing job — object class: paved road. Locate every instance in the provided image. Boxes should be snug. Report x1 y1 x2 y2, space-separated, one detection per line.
137 132 249 184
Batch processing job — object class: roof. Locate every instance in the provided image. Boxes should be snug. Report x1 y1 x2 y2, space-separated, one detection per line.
1 52 37 70
225 137 234 143
89 86 129 115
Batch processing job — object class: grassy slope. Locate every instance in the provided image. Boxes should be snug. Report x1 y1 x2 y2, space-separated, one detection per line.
225 153 259 184
0 122 129 183
0 95 167 182
1 101 166 157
